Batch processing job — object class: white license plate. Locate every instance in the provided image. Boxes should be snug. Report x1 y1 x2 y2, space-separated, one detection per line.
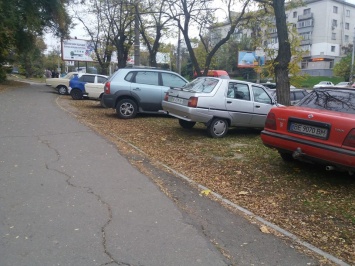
172 97 183 104
290 122 328 138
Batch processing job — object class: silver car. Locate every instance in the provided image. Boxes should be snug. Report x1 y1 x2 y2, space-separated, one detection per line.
162 77 277 138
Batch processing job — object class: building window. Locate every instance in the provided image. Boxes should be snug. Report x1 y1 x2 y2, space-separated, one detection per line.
293 11 297 18
346 10 350 17
331 46 336 52
304 8 311 15
332 33 336 40
333 6 338 13
301 60 308 69
345 35 349 42
297 19 313 28
332 19 337 27
300 32 312 40
345 23 350 30
330 60 334 69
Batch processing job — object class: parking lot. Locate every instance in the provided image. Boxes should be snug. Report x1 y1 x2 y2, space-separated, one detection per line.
58 95 355 265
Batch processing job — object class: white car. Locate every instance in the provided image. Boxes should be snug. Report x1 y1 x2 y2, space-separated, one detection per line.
68 73 108 100
335 81 352 87
162 77 277 138
45 72 79 95
313 81 334 89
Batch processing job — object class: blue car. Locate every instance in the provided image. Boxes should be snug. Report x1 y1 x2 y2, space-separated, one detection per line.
69 74 108 100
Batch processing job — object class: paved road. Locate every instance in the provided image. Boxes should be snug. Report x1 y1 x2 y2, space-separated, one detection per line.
0 83 320 266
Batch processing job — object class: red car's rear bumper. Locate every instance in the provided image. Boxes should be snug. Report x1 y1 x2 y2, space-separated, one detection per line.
261 130 355 172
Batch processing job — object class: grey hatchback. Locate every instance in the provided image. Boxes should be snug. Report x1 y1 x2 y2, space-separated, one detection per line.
101 68 188 119
162 77 277 138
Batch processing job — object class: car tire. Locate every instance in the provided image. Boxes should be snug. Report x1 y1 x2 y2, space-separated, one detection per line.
57 85 68 95
116 99 138 119
179 119 196 129
70 89 83 100
279 152 293 161
207 118 228 138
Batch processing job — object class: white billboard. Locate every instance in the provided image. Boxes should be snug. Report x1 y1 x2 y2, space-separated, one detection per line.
62 39 95 62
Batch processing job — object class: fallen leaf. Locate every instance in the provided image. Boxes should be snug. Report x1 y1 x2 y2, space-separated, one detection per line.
201 189 211 196
260 225 270 234
238 191 249 195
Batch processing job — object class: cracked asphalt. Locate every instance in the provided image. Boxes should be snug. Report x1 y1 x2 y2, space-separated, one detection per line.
0 83 320 265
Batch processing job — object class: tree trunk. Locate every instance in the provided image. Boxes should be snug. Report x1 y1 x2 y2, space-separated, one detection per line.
273 0 291 106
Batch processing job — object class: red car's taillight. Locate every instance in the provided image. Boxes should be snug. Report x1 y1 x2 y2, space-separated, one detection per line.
104 81 110 94
164 92 169 101
188 97 198 107
264 112 277 130
343 129 355 148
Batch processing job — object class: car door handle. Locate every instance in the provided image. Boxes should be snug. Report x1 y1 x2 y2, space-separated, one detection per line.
255 105 261 108
227 101 232 104
133 87 140 91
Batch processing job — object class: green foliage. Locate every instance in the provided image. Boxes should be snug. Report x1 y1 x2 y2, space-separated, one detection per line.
0 0 71 81
333 54 352 81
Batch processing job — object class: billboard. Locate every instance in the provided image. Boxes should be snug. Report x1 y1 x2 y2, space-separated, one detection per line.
238 51 265 68
62 39 95 62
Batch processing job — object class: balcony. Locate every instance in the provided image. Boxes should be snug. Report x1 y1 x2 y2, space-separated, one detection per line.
298 13 313 21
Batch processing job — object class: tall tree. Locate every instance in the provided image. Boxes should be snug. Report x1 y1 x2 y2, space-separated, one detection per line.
0 0 71 80
270 0 291 105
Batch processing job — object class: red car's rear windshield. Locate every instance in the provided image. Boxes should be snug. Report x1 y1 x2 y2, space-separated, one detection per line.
298 89 355 114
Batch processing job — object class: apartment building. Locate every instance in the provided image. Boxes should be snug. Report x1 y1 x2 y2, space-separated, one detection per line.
210 0 355 76
287 0 355 76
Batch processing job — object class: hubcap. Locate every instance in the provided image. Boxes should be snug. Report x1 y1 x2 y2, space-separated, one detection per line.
213 121 226 136
120 103 134 116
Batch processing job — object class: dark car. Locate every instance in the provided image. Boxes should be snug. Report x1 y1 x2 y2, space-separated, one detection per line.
270 88 309 105
261 87 355 174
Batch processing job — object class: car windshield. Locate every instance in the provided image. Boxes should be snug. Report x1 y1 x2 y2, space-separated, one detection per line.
183 77 219 93
298 89 355 114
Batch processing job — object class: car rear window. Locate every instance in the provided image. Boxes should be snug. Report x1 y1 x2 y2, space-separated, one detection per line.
161 73 187 88
183 77 219 93
298 89 355 114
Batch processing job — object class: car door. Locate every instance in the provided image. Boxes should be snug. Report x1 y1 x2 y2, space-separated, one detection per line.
131 71 162 111
249 85 274 127
225 81 254 127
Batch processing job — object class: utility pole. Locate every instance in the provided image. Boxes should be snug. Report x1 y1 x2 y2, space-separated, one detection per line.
177 30 181 74
350 33 355 82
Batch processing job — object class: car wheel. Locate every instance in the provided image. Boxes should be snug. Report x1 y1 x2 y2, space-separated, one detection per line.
70 89 83 100
279 152 293 161
179 119 196 129
116 99 137 119
57 85 67 95
207 118 228 138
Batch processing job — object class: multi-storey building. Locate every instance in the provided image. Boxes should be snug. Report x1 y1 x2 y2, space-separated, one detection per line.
209 0 355 76
287 0 355 76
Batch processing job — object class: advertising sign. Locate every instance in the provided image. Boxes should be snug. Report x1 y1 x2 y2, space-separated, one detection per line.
238 51 265 68
62 39 95 62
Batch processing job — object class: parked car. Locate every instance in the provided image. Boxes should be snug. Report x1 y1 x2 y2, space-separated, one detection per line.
69 73 108 100
269 88 309 105
260 87 355 174
335 81 352 87
46 72 79 95
101 67 188 118
162 77 277 138
313 81 334 88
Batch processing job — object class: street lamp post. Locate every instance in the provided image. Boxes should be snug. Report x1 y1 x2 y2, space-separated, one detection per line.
350 29 355 83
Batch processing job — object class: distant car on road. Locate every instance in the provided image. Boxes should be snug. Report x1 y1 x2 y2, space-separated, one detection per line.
162 77 277 138
261 87 355 174
334 81 352 87
46 72 79 95
313 81 334 89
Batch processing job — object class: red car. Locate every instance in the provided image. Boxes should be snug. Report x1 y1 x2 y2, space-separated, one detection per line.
261 87 355 174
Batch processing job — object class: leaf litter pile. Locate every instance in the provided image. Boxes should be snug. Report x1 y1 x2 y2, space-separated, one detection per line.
2 78 351 265
58 98 355 265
